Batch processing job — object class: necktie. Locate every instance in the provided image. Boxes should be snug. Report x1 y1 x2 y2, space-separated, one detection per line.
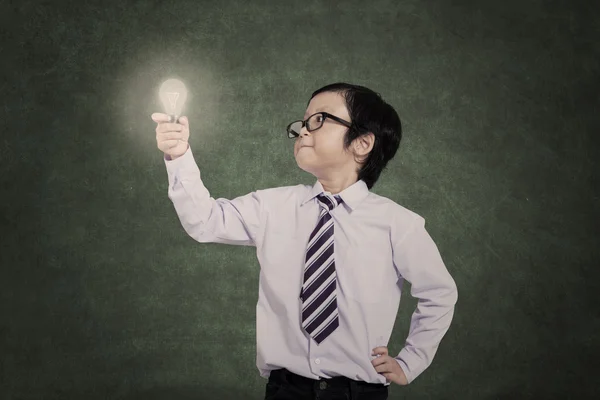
300 192 344 344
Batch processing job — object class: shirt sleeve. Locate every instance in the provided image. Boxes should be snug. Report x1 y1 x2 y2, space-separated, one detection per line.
392 215 458 384
163 146 263 247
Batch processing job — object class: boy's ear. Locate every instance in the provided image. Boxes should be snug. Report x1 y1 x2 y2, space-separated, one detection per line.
358 132 375 153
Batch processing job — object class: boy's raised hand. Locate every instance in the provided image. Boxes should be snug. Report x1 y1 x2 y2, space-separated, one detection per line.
152 113 190 159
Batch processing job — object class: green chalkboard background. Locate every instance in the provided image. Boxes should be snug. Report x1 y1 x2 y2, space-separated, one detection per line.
2 0 598 399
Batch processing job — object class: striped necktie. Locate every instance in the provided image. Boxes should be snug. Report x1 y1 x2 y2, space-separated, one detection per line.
300 192 344 344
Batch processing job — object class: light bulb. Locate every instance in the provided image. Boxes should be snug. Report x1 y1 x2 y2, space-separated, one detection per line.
159 78 188 123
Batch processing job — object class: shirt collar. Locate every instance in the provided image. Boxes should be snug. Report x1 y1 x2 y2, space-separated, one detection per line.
300 179 370 211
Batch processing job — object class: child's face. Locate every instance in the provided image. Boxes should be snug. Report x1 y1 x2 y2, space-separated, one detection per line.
294 91 355 178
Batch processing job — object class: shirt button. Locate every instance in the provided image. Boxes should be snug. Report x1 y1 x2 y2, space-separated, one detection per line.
320 381 327 390
315 358 321 365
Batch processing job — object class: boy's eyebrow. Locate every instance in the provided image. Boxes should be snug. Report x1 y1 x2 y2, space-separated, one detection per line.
304 107 329 118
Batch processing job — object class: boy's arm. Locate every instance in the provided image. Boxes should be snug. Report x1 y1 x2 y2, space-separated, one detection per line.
391 215 459 384
164 146 262 247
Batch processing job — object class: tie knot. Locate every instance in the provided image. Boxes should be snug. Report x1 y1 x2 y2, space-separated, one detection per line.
316 193 344 212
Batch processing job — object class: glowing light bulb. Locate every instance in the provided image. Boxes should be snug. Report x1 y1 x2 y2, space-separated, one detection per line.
159 78 187 123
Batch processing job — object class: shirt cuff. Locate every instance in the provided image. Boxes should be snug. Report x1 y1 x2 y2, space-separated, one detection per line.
394 353 414 385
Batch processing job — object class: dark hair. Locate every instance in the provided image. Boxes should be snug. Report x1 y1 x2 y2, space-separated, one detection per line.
308 82 402 190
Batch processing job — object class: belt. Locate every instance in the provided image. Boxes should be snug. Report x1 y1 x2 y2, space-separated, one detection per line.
269 368 386 391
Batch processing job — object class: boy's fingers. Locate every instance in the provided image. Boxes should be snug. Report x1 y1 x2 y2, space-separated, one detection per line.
156 123 183 133
372 346 388 355
151 112 169 122
164 139 179 148
160 131 184 140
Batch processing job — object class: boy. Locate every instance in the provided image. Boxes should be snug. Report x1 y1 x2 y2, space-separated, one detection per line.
152 82 458 400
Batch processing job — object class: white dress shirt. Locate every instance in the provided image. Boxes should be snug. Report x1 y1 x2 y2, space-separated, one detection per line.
164 146 458 385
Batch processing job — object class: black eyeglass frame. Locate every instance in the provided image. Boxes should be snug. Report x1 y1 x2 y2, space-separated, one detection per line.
286 112 352 139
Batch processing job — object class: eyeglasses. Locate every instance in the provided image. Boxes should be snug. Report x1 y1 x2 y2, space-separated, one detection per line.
286 112 352 139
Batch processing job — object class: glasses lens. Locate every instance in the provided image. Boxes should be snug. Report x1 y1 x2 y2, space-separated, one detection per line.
307 113 324 131
288 121 302 138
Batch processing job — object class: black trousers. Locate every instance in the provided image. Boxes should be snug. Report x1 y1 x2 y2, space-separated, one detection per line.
265 368 389 400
